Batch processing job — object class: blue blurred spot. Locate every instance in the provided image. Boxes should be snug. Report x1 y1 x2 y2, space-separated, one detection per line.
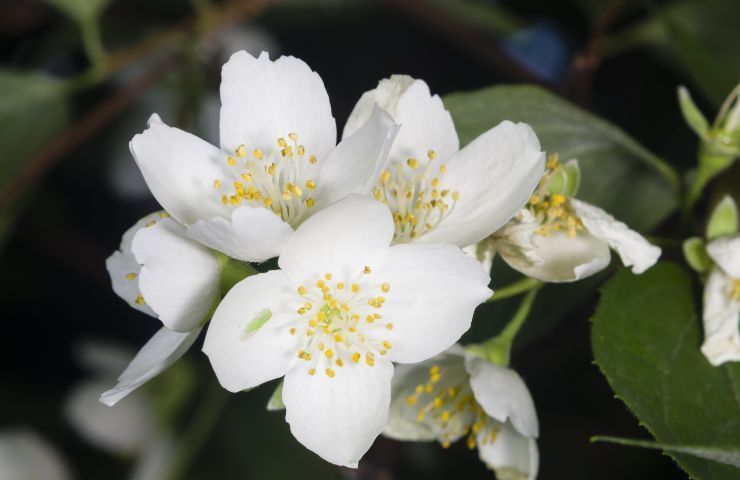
500 22 570 84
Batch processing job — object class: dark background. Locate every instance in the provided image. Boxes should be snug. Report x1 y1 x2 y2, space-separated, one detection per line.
2 0 737 478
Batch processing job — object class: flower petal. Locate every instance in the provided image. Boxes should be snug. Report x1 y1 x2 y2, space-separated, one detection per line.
314 107 399 209
706 235 740 278
219 51 336 160
0 430 70 480
187 205 294 262
106 213 165 317
100 327 200 406
501 230 611 283
464 354 539 438
343 75 459 165
476 421 539 480
65 380 155 454
282 358 394 468
572 198 661 274
369 244 491 363
421 121 545 248
203 270 300 392
132 218 221 332
278 195 394 285
130 114 228 225
700 268 740 366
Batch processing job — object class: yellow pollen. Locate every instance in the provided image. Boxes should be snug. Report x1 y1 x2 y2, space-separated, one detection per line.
380 170 391 183
325 368 335 378
406 395 417 406
381 282 390 293
324 273 332 280
441 411 451 422
325 349 334 358
135 295 145 305
317 312 327 322
351 283 360 293
318 342 325 351
427 150 436 160
352 352 361 363
306 198 315 208
363 266 372 274
306 180 316 190
240 173 252 182
298 286 307 295
382 340 392 350
277 137 287 148
253 149 263 159
221 195 228 205
385 323 393 330
308 368 316 376
236 145 247 157
297 145 305 156
125 272 137 281
407 158 419 169
336 282 345 290
288 132 298 142
213 179 222 189
335 359 344 367
452 191 460 201
334 334 343 342
366 315 375 324
309 155 317 164
732 279 740 301
289 327 297 335
365 352 375 366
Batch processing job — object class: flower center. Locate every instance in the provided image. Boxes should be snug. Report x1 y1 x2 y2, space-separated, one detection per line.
527 154 584 238
213 133 318 226
404 364 498 450
372 150 459 242
288 268 394 378
731 278 740 302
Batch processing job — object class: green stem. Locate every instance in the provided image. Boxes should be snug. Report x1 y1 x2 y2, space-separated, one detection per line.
487 277 542 302
473 287 540 366
166 381 229 480
81 16 106 67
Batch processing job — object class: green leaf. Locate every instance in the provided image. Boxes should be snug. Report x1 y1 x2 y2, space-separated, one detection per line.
706 195 739 240
443 84 679 231
0 70 71 251
43 0 110 24
592 262 740 479
678 86 710 140
266 381 285 411
682 237 711 273
592 436 740 468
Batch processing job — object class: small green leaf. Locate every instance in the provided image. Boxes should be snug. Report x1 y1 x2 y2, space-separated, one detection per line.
592 262 740 480
443 84 679 231
678 86 710 139
706 195 739 240
592 436 740 468
682 237 711 273
267 381 285 411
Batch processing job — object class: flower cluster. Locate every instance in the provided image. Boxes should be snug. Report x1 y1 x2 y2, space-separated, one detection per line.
102 51 662 474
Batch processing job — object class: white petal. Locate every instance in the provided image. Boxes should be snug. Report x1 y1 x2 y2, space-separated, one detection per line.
187 205 294 262
105 212 167 317
464 354 539 438
343 75 459 165
132 218 220 332
490 209 543 269
572 199 661 275
278 195 394 284
282 358 394 468
65 380 155 454
501 230 611 283
0 430 70 480
314 107 399 209
701 268 740 366
706 235 740 278
130 115 228 225
219 51 336 160
421 121 546 247
203 270 300 392
463 241 496 275
369 244 491 363
477 422 539 480
100 327 200 406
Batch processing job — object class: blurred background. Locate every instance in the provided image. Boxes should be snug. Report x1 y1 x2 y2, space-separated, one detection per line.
1 0 738 478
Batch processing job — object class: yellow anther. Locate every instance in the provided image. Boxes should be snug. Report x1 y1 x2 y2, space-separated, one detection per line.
380 170 391 183
125 272 137 281
266 163 277 176
318 342 324 351
352 352 361 363
308 368 316 376
551 193 566 206
363 266 372 274
366 315 375 324
303 302 312 310
309 155 317 164
240 173 252 182
407 158 419 169
439 164 447 174
452 191 460 201
441 411 451 422
442 441 451 449
221 195 228 205
466 435 476 449
406 396 418 406
309 319 318 328
317 279 325 288
416 410 426 422
306 180 316 190
334 334 343 342
297 286 307 295
433 397 443 409
253 148 263 159
325 368 335 378
213 179 222 189
306 198 315 208
325 349 334 358
336 282 345 290
382 340 392 350
135 295 145 305
427 150 436 160
297 307 306 315
289 327 297 336
381 282 390 293
263 198 272 207
297 145 305 156
158 212 169 218
365 352 375 366
546 153 560 169
335 359 344 367
235 145 246 157
351 283 360 293
324 273 332 280
317 312 327 322
277 137 287 148
288 132 298 142
385 323 393 330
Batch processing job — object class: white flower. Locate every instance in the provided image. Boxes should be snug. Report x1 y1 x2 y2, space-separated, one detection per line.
343 75 545 248
203 195 491 467
130 51 399 262
0 430 70 480
102 211 219 405
386 346 539 480
65 341 176 480
701 235 740 365
474 157 661 281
